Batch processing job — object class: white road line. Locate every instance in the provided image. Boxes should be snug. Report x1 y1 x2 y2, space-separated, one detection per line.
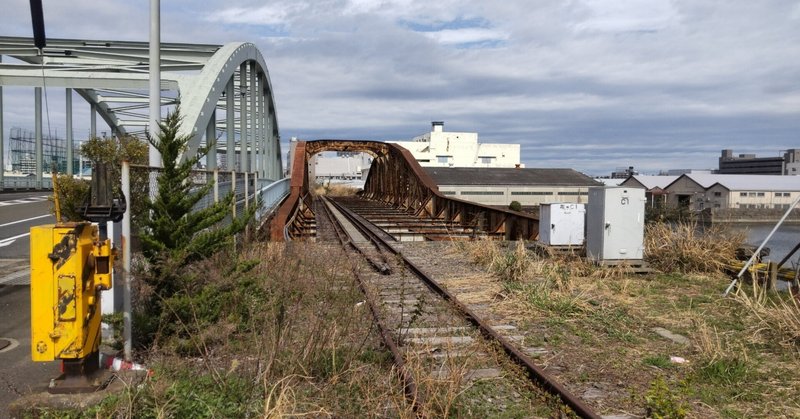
0 214 52 228
0 196 49 207
0 232 30 247
0 269 29 285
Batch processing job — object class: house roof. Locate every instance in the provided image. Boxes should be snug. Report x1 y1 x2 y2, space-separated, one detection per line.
668 174 800 191
622 175 678 190
424 167 602 187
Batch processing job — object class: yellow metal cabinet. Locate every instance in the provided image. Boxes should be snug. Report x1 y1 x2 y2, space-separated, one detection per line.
30 223 112 362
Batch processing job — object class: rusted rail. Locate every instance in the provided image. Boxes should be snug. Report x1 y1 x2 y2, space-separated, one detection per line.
317 196 424 413
327 196 600 419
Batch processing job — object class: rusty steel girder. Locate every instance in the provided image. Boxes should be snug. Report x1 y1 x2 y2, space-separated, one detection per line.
269 139 539 241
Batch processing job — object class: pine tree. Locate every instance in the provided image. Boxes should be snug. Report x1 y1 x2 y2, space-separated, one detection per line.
139 108 251 295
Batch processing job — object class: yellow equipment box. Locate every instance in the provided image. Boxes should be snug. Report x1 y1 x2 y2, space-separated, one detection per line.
30 223 113 362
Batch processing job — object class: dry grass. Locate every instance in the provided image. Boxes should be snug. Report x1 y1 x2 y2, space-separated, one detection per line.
732 281 800 352
411 237 800 417
92 242 419 418
645 222 746 274
312 182 360 197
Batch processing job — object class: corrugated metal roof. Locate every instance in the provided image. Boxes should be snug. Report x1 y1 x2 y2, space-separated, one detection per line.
680 174 800 191
627 175 678 190
595 178 623 186
424 167 602 187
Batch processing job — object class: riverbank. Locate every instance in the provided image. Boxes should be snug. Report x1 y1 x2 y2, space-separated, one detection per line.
705 208 800 224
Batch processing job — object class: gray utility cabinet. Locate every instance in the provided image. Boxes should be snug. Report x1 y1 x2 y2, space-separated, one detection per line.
586 187 646 262
539 203 585 246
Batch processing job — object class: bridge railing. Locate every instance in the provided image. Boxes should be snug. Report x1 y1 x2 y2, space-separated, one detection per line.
256 177 291 220
127 166 286 231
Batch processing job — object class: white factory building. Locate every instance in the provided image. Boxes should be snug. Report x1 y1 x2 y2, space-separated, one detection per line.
309 152 372 185
390 122 522 168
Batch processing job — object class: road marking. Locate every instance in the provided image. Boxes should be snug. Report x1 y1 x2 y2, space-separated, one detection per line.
0 196 49 207
0 338 20 353
0 268 29 285
0 232 30 248
0 214 52 229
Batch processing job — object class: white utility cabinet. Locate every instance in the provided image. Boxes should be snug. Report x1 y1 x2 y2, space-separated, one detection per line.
539 203 585 246
586 187 646 262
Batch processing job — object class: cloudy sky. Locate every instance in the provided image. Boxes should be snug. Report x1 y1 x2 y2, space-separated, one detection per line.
2 0 799 175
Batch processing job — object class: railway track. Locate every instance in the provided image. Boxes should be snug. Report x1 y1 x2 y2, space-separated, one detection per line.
315 195 600 418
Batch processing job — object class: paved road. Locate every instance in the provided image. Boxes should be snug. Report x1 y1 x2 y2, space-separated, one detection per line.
0 192 59 417
0 191 54 261
0 285 60 418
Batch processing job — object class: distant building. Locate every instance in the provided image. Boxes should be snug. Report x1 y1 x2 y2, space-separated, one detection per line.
425 167 601 207
718 149 784 175
619 175 678 207
610 166 637 179
784 149 800 175
309 152 372 183
662 169 712 176
661 174 800 211
390 122 521 168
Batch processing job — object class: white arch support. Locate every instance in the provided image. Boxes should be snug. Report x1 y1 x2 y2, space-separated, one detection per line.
0 36 281 177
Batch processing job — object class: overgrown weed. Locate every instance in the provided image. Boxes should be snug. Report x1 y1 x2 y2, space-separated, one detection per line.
110 242 411 417
645 222 745 273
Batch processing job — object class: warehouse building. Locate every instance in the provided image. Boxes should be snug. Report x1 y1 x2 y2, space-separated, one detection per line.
637 173 800 211
425 167 602 207
619 175 677 207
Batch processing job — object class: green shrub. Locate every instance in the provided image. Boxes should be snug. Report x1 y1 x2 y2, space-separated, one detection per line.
509 200 522 212
645 376 688 419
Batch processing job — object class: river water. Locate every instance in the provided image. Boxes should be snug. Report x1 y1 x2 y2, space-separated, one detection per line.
727 223 800 264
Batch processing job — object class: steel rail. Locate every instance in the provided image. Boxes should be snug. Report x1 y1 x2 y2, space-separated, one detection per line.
318 196 424 415
328 197 601 419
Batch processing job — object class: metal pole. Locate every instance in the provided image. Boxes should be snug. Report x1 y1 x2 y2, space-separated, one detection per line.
258 74 267 177
206 110 217 170
66 88 73 176
0 55 4 189
226 77 234 170
90 103 97 138
244 172 249 210
264 87 275 179
239 63 248 173
213 169 219 203
724 193 800 296
149 0 162 168
231 171 237 218
121 161 132 361
35 87 43 189
249 62 256 174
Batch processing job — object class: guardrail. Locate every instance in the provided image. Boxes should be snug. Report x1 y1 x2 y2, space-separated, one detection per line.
256 177 290 220
0 177 54 191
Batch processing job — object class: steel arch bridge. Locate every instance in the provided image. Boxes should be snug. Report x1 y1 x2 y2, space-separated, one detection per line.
0 36 282 186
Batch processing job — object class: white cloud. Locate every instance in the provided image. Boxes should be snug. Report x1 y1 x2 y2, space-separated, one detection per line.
1 0 799 174
573 0 678 33
207 3 304 26
423 27 508 46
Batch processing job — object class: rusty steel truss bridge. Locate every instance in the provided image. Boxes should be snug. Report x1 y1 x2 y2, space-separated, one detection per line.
268 140 539 241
